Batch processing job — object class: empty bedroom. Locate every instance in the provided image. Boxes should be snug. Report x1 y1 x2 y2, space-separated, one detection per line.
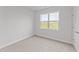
0 6 79 52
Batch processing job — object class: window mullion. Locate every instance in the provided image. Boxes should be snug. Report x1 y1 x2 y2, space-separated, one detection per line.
48 14 49 29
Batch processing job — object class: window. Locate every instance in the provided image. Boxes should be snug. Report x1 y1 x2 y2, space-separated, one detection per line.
40 14 48 29
40 12 59 30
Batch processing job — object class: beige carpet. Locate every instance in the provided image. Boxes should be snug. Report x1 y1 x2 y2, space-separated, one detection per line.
0 36 76 52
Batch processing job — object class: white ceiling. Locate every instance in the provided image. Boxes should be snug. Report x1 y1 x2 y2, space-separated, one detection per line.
27 6 50 11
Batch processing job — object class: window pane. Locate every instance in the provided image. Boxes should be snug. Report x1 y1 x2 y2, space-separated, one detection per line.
40 21 48 29
49 12 59 21
40 14 48 21
49 21 59 30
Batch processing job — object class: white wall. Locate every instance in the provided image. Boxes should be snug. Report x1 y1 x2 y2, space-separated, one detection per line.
35 6 73 44
73 7 79 51
0 7 34 48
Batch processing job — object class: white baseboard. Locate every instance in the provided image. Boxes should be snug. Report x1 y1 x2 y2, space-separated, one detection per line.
36 34 73 45
0 33 73 50
0 33 34 49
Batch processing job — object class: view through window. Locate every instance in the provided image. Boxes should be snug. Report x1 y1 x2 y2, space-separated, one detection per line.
40 12 59 30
